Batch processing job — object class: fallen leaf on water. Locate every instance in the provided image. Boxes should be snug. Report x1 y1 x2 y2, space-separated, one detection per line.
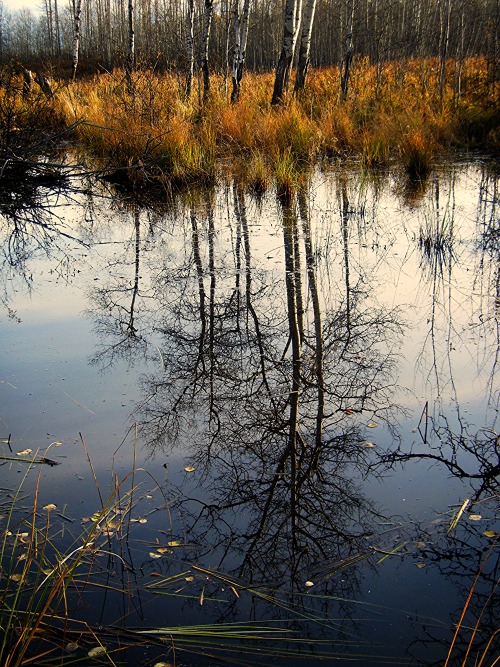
156 547 172 554
185 576 194 581
367 422 378 428
305 581 314 587
10 574 23 582
16 449 32 456
149 552 162 559
139 518 148 524
416 563 426 568
88 646 107 658
361 441 376 447
184 465 196 472
167 540 181 547
43 504 57 511
483 530 498 538
65 642 79 653
345 408 353 415
415 541 426 548
469 514 482 521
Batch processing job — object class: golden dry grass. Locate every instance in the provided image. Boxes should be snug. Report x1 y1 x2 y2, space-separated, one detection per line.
2 57 497 191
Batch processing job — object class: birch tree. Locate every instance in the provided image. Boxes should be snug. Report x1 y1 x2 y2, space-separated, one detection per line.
185 0 195 98
201 0 214 102
230 0 251 103
294 0 317 92
340 1 354 101
71 0 83 80
271 0 303 105
126 0 135 95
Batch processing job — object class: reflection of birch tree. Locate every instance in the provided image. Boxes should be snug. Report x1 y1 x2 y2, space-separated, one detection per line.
88 207 149 367
138 187 403 604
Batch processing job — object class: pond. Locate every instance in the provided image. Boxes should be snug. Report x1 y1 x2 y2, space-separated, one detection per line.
1 158 499 666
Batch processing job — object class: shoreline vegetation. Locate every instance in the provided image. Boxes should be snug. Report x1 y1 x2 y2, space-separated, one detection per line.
0 57 498 197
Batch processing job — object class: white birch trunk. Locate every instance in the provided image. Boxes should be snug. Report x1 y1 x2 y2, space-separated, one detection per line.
201 0 214 102
294 0 317 92
126 0 135 95
185 0 195 98
231 0 250 103
71 0 83 80
271 0 301 105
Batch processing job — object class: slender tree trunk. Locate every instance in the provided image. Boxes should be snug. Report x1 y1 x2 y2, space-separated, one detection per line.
201 0 214 102
340 0 354 102
271 0 302 105
294 0 316 92
126 0 135 96
439 0 452 104
71 0 83 80
45 0 54 56
185 0 195 97
231 0 251 103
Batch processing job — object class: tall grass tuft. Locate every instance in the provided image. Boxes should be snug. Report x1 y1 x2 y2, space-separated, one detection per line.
3 57 495 190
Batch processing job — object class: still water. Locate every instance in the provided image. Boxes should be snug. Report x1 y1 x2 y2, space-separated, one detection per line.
1 159 499 665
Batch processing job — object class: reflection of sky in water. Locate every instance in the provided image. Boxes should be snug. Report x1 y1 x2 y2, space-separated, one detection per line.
0 161 498 666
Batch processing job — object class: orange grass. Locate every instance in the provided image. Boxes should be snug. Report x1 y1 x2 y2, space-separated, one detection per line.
8 57 497 191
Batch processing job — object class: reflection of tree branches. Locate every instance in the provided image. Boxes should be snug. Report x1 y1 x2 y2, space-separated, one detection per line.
88 207 150 368
0 165 90 318
403 495 500 666
380 415 500 500
137 186 405 644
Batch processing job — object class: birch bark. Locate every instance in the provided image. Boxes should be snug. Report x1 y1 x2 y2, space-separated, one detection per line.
201 0 214 102
231 0 251 103
71 0 83 80
294 0 317 92
126 0 135 96
271 0 302 105
185 0 195 97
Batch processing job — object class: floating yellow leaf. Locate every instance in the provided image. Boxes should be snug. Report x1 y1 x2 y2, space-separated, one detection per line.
469 514 482 521
156 547 172 554
65 642 79 653
10 574 23 582
361 441 376 447
149 552 162 558
305 581 314 587
483 530 498 538
416 563 426 568
167 540 181 547
367 422 378 428
88 646 107 658
139 518 148 524
184 465 196 472
185 576 194 581
43 503 57 511
16 449 32 456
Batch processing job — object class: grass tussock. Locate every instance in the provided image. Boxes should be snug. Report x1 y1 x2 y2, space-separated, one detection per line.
2 57 497 193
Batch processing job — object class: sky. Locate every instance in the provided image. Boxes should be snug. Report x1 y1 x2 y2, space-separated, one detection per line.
3 0 41 12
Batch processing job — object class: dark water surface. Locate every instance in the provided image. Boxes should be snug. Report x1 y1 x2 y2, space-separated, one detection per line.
1 159 499 666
